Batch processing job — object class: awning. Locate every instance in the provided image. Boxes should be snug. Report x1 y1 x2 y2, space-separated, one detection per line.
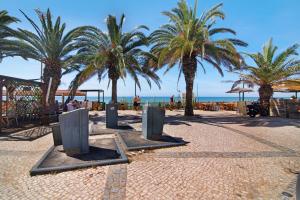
272 80 300 97
273 84 300 92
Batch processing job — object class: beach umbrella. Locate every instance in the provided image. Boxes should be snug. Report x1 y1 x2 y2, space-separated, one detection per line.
226 87 254 101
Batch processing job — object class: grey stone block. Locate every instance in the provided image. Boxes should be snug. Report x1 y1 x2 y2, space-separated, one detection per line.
142 105 165 140
59 108 89 156
106 103 118 128
50 122 62 146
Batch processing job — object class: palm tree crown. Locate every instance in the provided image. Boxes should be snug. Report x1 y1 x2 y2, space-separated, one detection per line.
234 39 300 115
150 0 247 116
0 10 19 60
67 14 160 103
6 9 87 108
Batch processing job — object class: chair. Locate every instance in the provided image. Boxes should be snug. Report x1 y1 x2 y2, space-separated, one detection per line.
3 109 18 127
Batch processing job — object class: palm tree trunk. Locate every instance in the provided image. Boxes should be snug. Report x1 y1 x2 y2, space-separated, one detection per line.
108 66 118 103
258 84 273 116
42 64 61 107
182 55 197 116
111 78 118 103
41 63 61 124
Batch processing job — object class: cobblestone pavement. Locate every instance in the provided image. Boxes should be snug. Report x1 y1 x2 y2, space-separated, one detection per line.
0 110 300 199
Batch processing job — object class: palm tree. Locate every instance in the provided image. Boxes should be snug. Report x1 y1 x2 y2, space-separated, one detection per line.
232 39 300 115
6 9 87 109
0 10 19 61
150 0 247 116
66 14 160 103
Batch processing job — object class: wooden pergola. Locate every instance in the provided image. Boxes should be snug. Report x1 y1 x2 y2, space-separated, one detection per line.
55 89 104 104
80 89 105 103
273 82 300 98
0 75 43 133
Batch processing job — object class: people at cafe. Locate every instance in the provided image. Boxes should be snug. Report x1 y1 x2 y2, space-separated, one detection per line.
82 100 88 109
133 96 138 111
67 101 75 111
137 96 141 110
170 95 174 110
73 100 80 109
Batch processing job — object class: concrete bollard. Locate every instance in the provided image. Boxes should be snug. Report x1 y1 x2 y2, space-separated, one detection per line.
106 103 118 128
59 108 89 156
142 105 165 140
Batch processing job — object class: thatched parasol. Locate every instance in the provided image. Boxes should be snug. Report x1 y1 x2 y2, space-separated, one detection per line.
226 87 254 101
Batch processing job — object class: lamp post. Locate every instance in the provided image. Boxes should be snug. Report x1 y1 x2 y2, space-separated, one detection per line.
134 82 136 97
40 62 43 82
242 79 245 101
196 83 199 103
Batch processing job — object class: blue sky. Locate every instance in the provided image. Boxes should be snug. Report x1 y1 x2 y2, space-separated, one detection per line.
0 0 299 97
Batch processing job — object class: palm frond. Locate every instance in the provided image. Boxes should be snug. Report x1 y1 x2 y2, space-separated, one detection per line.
69 14 161 100
239 39 300 88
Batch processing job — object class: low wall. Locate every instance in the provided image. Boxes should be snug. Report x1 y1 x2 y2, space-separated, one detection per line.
270 99 300 119
236 101 248 115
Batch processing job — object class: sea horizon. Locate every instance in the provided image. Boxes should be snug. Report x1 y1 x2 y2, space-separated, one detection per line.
56 96 291 104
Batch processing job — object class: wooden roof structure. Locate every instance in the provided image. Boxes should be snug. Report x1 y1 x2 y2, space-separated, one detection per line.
0 75 42 87
273 84 300 92
55 89 105 103
55 90 86 97
273 80 300 98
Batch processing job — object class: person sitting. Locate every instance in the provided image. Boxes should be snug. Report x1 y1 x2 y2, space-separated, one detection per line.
82 100 88 109
133 96 138 111
170 95 174 110
73 100 80 109
67 101 75 111
137 96 141 110
54 100 60 113
177 100 182 109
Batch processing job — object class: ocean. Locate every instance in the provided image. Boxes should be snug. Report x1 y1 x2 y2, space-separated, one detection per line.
57 96 260 104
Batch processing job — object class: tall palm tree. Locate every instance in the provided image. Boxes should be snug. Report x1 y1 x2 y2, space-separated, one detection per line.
232 39 300 115
0 10 19 61
150 0 247 116
67 14 160 103
6 9 87 109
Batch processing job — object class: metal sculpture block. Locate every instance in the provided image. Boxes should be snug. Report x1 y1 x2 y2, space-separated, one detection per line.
59 108 89 155
142 105 165 140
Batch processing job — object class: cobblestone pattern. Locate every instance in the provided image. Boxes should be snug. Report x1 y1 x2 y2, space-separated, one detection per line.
1 110 300 199
123 110 300 199
281 176 298 199
126 157 299 199
0 134 109 200
201 120 297 153
103 164 127 200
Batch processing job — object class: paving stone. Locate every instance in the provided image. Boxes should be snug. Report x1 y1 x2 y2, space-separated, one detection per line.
1 110 300 199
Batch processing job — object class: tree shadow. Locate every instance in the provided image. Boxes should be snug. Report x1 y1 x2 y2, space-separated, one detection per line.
90 111 299 128
0 126 52 141
89 114 142 125
163 114 300 128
